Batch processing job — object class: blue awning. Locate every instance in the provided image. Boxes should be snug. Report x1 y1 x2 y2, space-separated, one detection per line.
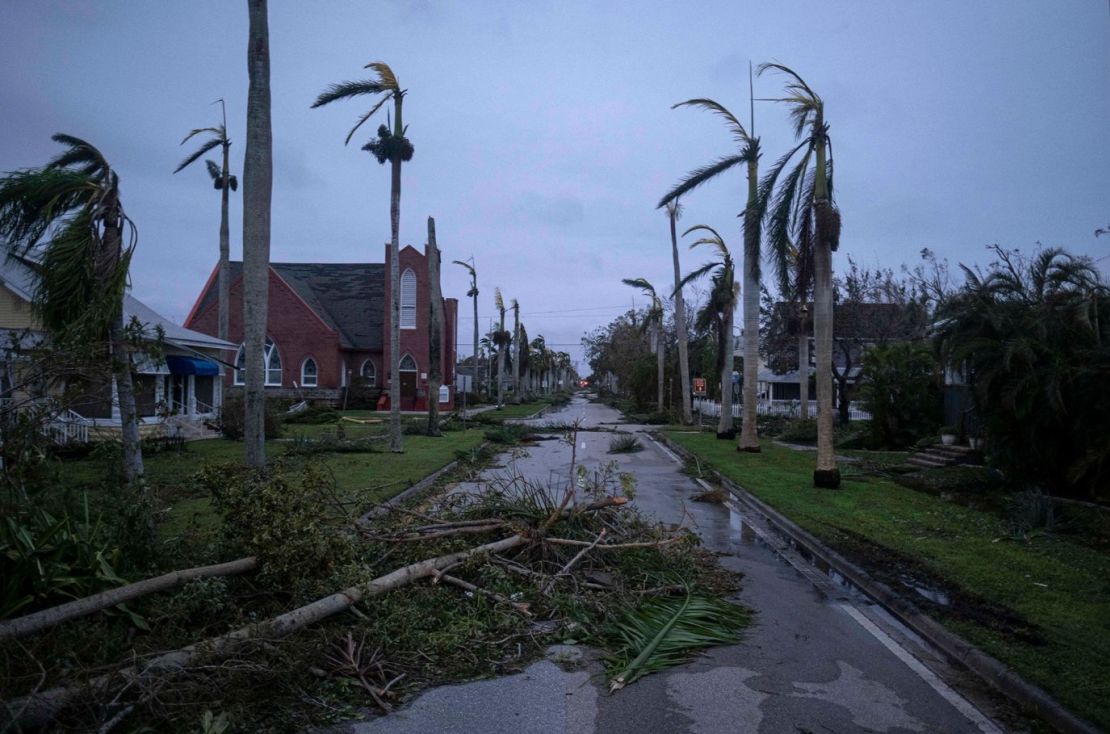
165 355 220 376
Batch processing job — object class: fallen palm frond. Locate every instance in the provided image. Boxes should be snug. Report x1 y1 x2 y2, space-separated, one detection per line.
605 589 751 692
608 434 644 454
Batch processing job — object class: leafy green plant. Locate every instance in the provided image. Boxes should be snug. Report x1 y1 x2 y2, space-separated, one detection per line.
0 498 127 619
217 393 283 441
856 342 942 449
604 589 751 691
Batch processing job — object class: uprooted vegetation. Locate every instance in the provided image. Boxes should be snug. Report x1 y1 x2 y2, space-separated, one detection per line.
2 447 747 732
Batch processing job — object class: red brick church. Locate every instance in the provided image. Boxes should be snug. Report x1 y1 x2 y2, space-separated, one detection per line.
184 245 458 410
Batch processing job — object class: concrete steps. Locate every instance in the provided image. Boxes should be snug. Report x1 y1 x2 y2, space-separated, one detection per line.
905 443 980 469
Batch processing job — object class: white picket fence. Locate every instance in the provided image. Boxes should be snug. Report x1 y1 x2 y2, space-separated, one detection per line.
693 397 871 422
42 408 91 445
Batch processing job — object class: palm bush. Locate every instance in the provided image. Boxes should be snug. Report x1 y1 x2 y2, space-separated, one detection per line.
936 246 1110 500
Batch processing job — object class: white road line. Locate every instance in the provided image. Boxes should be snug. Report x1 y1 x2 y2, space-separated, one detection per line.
650 436 1004 733
837 603 1004 734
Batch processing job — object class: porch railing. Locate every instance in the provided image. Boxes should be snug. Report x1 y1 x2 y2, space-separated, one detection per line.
692 397 871 422
42 408 90 445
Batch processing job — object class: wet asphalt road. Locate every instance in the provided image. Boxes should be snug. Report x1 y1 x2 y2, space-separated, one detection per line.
337 395 1007 734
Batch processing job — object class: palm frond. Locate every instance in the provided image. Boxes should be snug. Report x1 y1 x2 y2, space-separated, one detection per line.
345 95 391 146
452 259 476 277
311 80 389 109
672 98 749 145
179 126 223 145
0 168 91 251
364 61 399 90
658 155 746 209
605 591 751 692
205 159 221 182
174 136 222 174
494 287 504 312
675 262 717 293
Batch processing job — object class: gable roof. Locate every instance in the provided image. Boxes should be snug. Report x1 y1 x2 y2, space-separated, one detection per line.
193 261 385 351
1 255 234 351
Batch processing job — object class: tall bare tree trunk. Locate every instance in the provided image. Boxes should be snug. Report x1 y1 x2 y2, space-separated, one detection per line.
472 283 479 398
797 325 810 420
717 301 735 436
512 303 521 404
738 158 761 452
242 0 272 469
669 206 692 424
655 320 664 411
218 142 231 344
812 118 840 488
496 309 505 408
387 100 404 453
426 217 444 436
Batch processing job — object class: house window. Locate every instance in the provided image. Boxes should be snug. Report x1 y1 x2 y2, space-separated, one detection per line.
234 338 282 386
360 359 377 386
301 357 318 387
399 354 417 372
400 268 417 329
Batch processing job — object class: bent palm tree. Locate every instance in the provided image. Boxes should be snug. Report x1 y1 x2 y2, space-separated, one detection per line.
659 96 763 451
313 61 412 453
622 278 665 412
678 225 739 437
664 201 693 424
0 134 145 488
174 106 238 343
453 259 480 396
757 63 841 488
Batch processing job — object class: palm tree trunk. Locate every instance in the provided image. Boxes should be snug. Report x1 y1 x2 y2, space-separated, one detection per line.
717 302 735 436
387 96 404 453
655 320 664 411
471 290 479 398
797 326 809 420
426 217 443 436
738 158 761 452
669 210 692 424
496 310 505 408
512 304 521 405
218 142 231 344
812 120 840 488
243 0 272 469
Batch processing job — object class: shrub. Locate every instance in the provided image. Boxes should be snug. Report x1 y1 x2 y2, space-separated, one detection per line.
856 342 942 449
779 419 818 444
608 434 643 454
203 461 355 591
217 393 283 441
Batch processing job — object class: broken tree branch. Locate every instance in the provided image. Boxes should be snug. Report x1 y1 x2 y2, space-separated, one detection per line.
0 556 259 642
435 573 532 616
543 535 685 550
2 535 527 731
543 529 606 594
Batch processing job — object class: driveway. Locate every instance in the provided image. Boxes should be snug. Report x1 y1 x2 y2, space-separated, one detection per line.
336 395 1010 734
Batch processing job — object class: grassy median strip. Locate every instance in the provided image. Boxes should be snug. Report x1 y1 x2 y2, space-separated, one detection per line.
664 432 1110 731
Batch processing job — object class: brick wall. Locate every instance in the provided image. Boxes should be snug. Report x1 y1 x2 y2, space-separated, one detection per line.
185 267 343 390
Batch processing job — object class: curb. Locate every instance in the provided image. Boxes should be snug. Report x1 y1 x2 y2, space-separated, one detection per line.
655 433 1100 734
359 441 490 524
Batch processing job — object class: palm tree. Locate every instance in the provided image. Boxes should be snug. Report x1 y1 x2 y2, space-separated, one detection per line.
242 0 273 469
453 258 480 396
312 61 412 453
622 277 665 412
678 225 739 437
493 289 508 408
0 134 145 488
174 103 238 343
664 200 693 424
511 298 521 404
517 322 531 400
531 335 548 395
757 63 841 488
659 95 763 451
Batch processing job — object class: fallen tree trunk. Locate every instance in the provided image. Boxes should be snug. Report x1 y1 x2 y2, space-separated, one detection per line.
3 535 527 731
0 556 259 642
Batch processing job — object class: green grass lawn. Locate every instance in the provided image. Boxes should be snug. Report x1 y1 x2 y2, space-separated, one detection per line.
665 432 1110 731
471 400 551 423
56 430 486 542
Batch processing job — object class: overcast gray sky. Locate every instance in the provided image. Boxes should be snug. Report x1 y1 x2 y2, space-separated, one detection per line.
2 1 1108 368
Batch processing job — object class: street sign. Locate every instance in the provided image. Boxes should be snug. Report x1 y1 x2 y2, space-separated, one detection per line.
693 377 707 396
